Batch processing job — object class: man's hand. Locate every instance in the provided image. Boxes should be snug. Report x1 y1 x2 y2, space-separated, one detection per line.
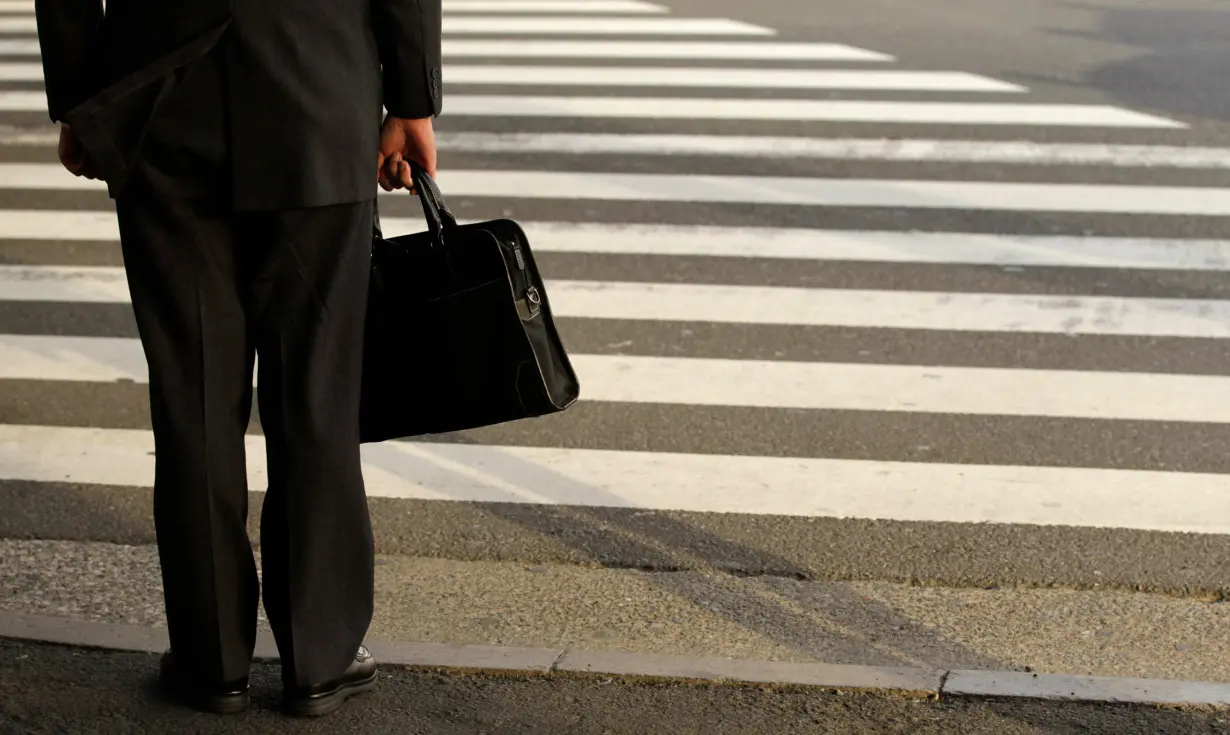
378 115 436 193
57 124 98 180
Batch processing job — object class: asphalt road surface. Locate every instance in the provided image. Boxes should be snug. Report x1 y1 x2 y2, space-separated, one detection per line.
3 641 1229 735
2 0 1230 728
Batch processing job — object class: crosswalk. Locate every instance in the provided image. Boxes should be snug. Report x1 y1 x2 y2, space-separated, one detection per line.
2 0 1229 560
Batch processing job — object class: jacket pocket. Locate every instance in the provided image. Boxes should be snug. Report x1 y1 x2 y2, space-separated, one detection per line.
62 18 232 197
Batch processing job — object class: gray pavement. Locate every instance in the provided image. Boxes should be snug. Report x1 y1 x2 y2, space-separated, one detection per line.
4 485 1230 599
4 540 1230 683
613 0 1230 138
3 640 1228 735
4 0 1230 728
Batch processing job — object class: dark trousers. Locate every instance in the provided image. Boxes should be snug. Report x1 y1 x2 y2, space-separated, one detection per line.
113 47 376 687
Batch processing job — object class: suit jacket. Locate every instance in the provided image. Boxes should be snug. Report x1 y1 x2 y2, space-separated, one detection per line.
34 0 442 209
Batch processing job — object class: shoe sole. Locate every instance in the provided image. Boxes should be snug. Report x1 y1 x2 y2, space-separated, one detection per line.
160 678 250 715
195 693 251 716
285 671 378 717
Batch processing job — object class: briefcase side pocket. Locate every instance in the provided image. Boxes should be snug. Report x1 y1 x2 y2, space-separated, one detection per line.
500 221 581 411
517 292 575 412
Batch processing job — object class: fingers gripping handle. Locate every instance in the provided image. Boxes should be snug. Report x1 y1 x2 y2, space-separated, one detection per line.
372 164 457 243
410 164 457 240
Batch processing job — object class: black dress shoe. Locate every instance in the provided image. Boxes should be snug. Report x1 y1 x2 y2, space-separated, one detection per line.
158 651 250 715
283 645 378 717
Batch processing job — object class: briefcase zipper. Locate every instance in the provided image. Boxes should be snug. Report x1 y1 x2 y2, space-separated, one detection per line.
503 239 536 320
499 239 527 273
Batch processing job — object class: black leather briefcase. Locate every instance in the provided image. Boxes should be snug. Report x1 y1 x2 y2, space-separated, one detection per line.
358 165 581 443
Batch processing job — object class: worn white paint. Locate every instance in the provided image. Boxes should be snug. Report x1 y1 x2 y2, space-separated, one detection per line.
442 94 1185 127
1 213 1229 272
3 334 1230 422
6 266 1230 340
434 132 1230 168
441 0 668 12
442 65 1024 92
3 424 1229 533
440 16 774 34
1 164 1226 215
439 39 893 60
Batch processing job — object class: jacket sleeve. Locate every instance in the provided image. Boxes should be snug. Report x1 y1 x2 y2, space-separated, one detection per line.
372 0 442 119
34 0 105 123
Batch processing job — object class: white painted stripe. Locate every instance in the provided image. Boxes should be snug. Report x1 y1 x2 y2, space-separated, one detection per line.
0 38 36 54
548 282 1230 338
0 15 772 35
0 61 40 81
0 265 130 303
0 91 74 111
446 223 1230 271
439 39 893 61
415 171 1230 215
0 125 56 144
440 16 774 34
11 65 1011 95
7 265 1230 340
0 90 1181 127
0 39 893 61
0 0 672 12
7 164 1230 215
0 208 1225 272
0 335 148 383
5 213 1230 273
2 424 1228 533
436 132 1230 168
0 210 119 239
443 65 1024 92
0 164 106 189
443 95 1184 127
442 0 667 11
5 334 1230 423
0 17 33 31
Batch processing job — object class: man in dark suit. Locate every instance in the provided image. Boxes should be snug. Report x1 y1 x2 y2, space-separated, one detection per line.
34 0 442 717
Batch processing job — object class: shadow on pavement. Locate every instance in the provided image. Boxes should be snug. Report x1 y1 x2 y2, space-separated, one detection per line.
1041 3 1230 124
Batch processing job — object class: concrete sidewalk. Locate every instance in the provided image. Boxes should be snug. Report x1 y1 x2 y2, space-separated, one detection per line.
3 540 1230 685
2 538 1230 713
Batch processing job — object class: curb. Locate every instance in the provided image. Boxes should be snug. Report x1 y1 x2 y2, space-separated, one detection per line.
2 612 1228 709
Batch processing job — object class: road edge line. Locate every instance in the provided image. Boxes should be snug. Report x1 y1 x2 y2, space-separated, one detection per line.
2 611 1228 708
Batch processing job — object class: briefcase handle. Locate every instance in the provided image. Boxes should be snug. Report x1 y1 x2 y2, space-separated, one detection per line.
371 164 458 244
410 163 458 243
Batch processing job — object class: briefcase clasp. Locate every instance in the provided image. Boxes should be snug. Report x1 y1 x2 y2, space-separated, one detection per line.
516 286 542 321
